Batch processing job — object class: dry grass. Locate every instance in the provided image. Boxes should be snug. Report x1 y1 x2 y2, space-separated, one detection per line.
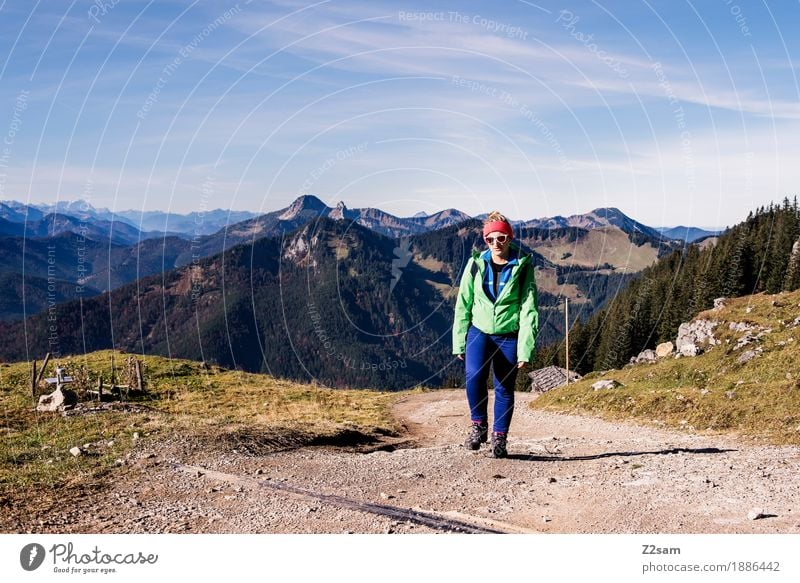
530 226 659 272
0 350 407 501
532 290 800 444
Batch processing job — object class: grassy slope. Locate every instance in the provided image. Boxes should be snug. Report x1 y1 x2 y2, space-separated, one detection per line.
531 226 659 272
532 289 800 444
0 350 405 503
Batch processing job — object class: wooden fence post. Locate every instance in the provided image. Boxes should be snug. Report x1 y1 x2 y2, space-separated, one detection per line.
31 360 37 402
135 360 144 392
34 352 51 388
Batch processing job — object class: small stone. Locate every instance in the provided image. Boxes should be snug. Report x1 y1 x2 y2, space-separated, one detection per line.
255 469 264 475
492 474 506 479
69 447 82 457
748 508 766 520
737 350 758 364
548 477 557 483
379 492 394 500
107 440 115 447
542 517 551 523
592 379 622 390
397 489 407 494
725 391 736 399
133 432 140 441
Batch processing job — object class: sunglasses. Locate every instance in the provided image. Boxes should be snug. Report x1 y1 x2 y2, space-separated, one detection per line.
484 235 509 245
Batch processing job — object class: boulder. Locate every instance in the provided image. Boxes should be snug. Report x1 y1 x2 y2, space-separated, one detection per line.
675 319 719 356
592 379 623 390
713 297 727 311
655 342 674 358
36 389 78 412
630 349 657 365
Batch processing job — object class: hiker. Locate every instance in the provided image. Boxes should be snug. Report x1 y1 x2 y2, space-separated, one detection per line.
452 211 539 458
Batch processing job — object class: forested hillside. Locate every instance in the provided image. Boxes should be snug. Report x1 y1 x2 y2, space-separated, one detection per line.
539 199 800 373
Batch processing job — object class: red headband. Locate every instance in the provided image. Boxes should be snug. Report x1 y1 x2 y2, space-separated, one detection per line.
483 220 513 238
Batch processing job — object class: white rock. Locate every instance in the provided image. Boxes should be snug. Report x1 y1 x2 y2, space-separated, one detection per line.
656 342 674 358
69 447 82 457
676 319 720 356
631 349 657 364
36 389 78 412
737 349 759 364
592 380 622 390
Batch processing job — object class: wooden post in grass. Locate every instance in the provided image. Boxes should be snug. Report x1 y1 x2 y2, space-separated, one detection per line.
565 298 570 386
31 360 36 402
97 375 103 401
110 352 116 389
135 359 144 392
34 352 51 388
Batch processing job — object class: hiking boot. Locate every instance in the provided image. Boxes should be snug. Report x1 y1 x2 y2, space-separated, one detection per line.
488 432 508 458
464 422 488 450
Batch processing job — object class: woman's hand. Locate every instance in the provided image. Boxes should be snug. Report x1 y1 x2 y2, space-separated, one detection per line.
456 354 464 361
516 360 527 369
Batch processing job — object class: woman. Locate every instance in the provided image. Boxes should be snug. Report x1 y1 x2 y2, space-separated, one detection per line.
452 211 539 458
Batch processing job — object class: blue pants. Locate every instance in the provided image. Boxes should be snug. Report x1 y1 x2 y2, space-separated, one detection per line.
464 324 518 434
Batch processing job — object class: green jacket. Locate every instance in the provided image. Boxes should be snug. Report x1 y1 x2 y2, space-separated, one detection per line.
452 243 539 362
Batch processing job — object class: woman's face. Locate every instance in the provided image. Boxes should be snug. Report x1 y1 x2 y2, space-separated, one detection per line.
485 231 511 254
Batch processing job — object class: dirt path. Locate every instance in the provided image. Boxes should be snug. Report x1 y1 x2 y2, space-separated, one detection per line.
14 390 800 534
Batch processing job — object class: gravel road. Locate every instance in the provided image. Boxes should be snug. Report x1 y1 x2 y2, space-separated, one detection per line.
14 389 800 534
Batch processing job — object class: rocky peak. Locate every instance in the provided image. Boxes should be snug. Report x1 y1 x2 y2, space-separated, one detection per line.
329 201 348 220
277 195 329 221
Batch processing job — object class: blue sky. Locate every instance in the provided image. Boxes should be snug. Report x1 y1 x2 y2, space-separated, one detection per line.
1 0 799 228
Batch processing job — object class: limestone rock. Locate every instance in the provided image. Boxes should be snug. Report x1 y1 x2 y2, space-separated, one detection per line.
675 319 719 356
36 389 78 412
592 380 623 390
656 342 674 358
630 349 657 365
737 348 762 364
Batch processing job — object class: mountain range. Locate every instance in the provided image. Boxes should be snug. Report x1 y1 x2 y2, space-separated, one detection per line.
0 195 709 335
